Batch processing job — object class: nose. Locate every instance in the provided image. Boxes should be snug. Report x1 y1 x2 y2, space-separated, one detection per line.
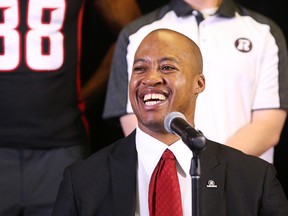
142 69 163 86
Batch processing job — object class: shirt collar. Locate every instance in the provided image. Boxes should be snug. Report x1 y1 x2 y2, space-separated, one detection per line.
169 0 238 18
135 127 193 177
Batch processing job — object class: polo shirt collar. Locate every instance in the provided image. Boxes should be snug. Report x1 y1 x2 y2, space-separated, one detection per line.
169 0 238 18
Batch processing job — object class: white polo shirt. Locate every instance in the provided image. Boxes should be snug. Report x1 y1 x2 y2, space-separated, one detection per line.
103 0 288 163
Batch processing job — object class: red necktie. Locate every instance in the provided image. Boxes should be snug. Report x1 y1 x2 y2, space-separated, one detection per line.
148 149 183 216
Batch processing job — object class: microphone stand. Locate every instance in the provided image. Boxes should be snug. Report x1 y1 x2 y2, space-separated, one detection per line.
182 131 206 216
165 113 206 216
190 149 202 216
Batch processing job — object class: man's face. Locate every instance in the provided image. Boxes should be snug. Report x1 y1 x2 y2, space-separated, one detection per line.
129 30 204 134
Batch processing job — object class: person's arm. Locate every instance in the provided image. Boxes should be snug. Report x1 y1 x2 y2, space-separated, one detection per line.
225 109 287 157
81 44 115 105
93 0 142 34
120 113 138 136
81 0 142 105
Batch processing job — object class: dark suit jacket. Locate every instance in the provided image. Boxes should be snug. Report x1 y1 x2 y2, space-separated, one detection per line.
53 131 288 216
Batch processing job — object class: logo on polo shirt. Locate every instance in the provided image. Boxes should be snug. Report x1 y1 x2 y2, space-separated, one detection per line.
235 38 252 53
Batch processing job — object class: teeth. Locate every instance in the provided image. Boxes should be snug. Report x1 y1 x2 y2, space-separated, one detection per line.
143 93 166 104
145 101 159 106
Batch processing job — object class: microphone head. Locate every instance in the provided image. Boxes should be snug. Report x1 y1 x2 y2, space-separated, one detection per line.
164 112 186 134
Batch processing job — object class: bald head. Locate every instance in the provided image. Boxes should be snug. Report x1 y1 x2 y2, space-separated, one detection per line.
134 28 203 75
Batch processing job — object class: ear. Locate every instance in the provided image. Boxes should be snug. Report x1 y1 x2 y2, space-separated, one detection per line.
195 74 205 93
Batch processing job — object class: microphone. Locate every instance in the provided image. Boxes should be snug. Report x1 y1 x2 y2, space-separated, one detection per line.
164 112 206 153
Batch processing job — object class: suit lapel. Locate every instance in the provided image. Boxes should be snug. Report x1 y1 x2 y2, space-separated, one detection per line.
199 141 227 216
110 132 137 216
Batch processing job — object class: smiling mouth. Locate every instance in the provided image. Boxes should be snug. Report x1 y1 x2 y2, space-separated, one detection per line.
143 93 167 106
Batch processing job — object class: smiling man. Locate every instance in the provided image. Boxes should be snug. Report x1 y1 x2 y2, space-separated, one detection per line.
129 29 204 141
52 29 288 216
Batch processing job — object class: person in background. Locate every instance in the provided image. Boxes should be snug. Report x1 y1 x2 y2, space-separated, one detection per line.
0 0 141 215
103 0 288 164
52 29 288 216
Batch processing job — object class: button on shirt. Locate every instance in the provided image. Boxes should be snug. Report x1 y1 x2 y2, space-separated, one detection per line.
135 127 193 216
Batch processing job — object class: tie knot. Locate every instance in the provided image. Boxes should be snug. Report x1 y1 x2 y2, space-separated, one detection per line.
162 149 175 160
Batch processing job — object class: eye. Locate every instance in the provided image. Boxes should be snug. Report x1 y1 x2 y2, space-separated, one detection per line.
162 65 174 70
161 65 177 73
133 65 147 73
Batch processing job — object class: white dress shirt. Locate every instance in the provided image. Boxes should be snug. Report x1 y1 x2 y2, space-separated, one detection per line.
135 127 193 216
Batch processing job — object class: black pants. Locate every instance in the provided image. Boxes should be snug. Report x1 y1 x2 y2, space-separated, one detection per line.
0 145 90 216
